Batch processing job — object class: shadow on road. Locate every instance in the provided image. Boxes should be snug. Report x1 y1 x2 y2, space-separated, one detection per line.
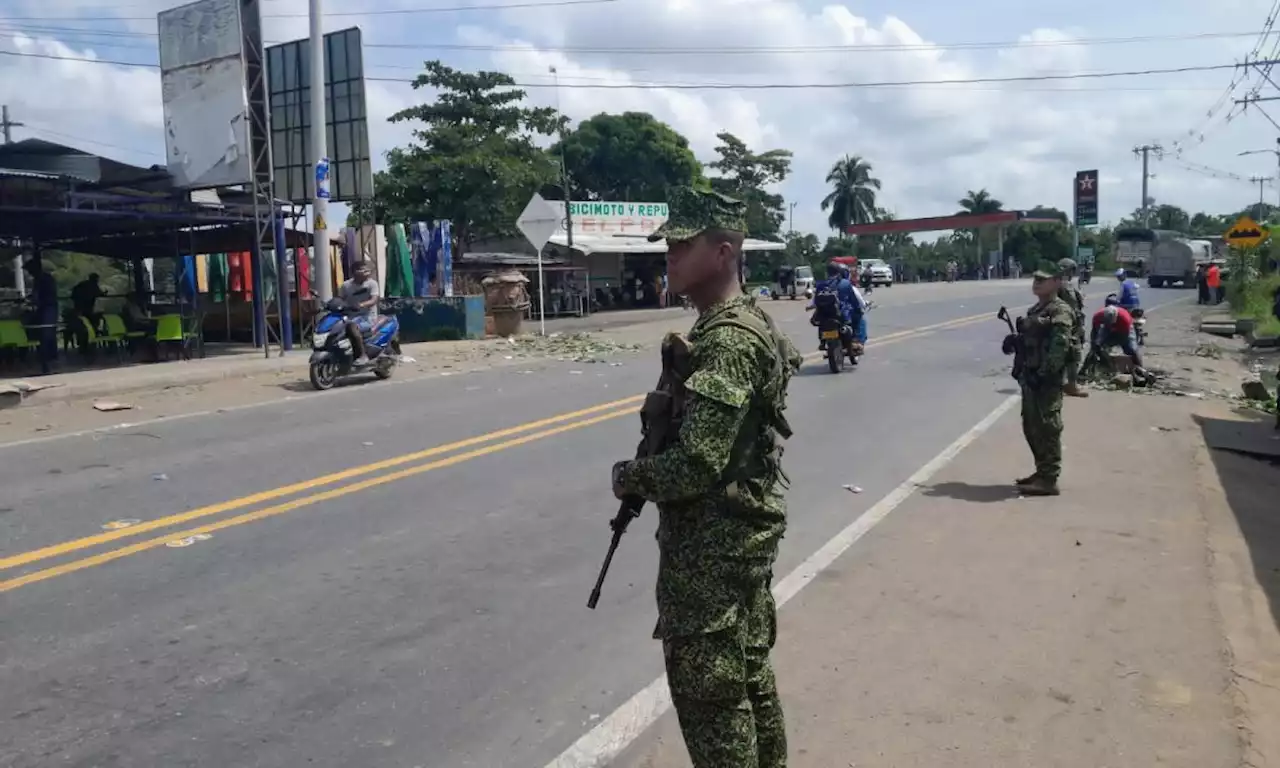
1194 411 1280 634
921 481 1022 503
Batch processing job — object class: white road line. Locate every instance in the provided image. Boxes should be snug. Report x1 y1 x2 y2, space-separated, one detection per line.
543 393 1021 768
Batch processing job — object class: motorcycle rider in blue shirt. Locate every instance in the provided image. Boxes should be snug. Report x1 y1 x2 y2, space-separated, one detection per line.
1115 268 1141 311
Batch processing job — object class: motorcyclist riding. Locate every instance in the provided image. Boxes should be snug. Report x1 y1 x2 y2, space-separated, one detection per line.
811 263 862 357
339 261 380 366
1115 268 1141 311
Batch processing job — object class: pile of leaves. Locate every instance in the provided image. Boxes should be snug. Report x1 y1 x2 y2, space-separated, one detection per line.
507 332 644 363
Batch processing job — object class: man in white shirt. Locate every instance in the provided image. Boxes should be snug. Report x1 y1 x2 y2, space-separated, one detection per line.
338 261 380 364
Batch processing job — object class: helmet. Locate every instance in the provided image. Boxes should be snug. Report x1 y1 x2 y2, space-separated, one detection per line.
1104 293 1120 306
826 263 840 278
1102 306 1119 325
1115 268 1126 279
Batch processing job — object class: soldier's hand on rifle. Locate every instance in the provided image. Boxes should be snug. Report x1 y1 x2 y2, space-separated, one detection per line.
611 461 631 501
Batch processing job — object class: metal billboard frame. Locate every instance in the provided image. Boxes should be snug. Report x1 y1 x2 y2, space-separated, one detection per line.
158 0 254 190
265 27 373 204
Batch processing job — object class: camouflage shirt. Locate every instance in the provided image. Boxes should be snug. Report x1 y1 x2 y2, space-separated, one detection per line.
619 294 798 638
1021 296 1074 380
1057 284 1086 336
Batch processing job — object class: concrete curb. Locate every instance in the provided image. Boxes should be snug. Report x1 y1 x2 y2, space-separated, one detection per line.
6 356 310 408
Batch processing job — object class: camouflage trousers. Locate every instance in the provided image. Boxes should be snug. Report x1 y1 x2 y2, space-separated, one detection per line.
1064 331 1084 386
1021 380 1064 481
663 576 787 768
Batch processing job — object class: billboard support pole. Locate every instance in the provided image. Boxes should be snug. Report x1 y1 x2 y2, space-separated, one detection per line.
309 0 332 301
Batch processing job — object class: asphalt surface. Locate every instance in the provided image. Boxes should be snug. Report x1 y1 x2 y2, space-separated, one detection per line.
0 280 1128 768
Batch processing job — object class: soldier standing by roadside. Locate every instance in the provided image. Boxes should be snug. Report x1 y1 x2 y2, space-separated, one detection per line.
1015 262 1075 496
1056 258 1089 398
611 186 802 767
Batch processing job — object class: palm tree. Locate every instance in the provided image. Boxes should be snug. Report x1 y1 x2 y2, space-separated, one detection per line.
958 188 1003 215
821 155 881 234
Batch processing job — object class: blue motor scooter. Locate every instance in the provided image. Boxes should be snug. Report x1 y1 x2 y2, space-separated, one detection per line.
308 298 402 390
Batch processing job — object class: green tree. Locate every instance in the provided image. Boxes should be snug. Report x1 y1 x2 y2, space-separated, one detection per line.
552 112 702 201
350 61 562 252
820 155 881 233
706 132 793 239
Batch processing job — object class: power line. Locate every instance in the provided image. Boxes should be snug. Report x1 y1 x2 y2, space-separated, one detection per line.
0 48 1247 89
0 0 617 21
1170 0 1280 155
0 23 1264 54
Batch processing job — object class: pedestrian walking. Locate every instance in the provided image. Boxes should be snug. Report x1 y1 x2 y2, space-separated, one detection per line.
1195 263 1209 305
1014 262 1074 496
611 185 802 768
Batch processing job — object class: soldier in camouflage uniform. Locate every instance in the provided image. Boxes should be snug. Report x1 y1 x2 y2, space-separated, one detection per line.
1056 258 1090 398
611 186 802 767
1015 262 1075 496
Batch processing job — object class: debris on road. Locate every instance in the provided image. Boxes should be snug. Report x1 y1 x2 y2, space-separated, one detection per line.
165 533 213 548
843 484 863 494
92 401 133 412
506 332 644 363
101 519 142 530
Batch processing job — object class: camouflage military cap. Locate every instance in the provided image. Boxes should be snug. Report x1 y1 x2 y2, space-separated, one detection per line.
1057 258 1078 274
1032 260 1062 280
647 186 748 243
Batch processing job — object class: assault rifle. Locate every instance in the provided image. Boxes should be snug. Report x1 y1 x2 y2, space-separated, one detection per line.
587 333 692 609
997 305 1027 381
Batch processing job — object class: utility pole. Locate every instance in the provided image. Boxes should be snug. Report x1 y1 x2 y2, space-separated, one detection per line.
1133 144 1162 226
1250 176 1274 220
1 104 22 144
308 0 332 301
549 66 573 250
789 202 796 235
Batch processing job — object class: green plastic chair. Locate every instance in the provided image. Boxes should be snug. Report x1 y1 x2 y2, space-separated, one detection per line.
102 314 142 342
0 319 39 351
154 314 192 360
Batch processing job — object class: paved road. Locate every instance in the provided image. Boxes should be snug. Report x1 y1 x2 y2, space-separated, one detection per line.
0 281 1108 767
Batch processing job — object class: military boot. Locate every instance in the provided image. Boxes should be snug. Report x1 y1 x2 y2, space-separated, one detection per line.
1018 476 1060 496
1064 383 1090 398
1014 473 1039 486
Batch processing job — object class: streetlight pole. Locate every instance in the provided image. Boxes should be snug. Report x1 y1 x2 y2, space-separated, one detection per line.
788 202 796 236
1239 145 1280 210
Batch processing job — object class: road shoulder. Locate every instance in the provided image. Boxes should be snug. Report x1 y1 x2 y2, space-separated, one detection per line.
617 386 1280 767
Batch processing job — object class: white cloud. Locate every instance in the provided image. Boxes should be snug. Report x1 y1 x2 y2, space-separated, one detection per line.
3 0 1279 235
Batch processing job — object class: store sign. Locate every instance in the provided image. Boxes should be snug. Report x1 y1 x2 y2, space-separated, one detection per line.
563 201 669 235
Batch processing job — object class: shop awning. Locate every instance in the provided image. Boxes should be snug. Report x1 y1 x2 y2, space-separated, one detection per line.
549 233 784 255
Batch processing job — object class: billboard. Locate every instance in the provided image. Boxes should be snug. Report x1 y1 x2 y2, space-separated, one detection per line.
158 0 252 189
1074 169 1098 227
266 27 373 203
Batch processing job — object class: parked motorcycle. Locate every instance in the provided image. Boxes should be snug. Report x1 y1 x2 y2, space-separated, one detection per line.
308 298 402 391
1131 307 1148 346
1078 268 1091 286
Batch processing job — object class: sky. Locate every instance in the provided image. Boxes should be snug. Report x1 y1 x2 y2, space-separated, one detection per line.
4 0 1280 238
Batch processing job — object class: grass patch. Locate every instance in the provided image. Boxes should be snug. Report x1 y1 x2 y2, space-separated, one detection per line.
1227 272 1280 323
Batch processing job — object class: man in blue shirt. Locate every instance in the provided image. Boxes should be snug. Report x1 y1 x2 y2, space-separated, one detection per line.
1115 269 1140 310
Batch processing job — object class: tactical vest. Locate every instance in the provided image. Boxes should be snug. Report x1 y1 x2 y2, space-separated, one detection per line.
693 304 799 501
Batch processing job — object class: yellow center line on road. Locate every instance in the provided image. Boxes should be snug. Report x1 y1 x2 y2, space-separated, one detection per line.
0 408 639 593
0 309 995 591
0 395 647 572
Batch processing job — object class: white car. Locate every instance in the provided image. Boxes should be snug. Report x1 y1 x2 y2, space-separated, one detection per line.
860 259 894 287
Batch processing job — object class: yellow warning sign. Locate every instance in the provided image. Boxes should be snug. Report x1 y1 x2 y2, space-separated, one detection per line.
1224 214 1270 249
